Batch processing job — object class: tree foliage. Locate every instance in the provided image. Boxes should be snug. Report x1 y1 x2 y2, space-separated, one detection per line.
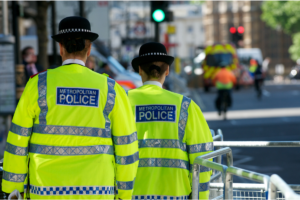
261 1 300 61
289 33 300 61
262 1 300 34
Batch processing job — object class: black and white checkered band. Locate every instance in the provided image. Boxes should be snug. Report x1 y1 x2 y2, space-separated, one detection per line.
59 29 91 34
140 52 168 56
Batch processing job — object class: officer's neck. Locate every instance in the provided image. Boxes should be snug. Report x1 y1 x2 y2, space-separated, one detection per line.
142 77 165 86
139 67 166 85
62 56 87 64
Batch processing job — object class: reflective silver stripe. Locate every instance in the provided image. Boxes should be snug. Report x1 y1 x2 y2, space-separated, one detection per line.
9 122 32 137
113 132 137 145
187 142 214 154
29 185 115 196
178 96 191 150
115 151 139 165
33 124 110 138
139 158 189 170
133 195 189 200
3 171 27 182
103 78 116 137
139 139 186 151
5 142 27 156
117 180 134 190
29 144 114 156
38 71 48 124
199 182 210 192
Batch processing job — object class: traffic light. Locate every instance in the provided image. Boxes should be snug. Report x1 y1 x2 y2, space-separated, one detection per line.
229 26 244 47
237 26 244 40
229 27 236 34
150 1 173 23
237 26 244 34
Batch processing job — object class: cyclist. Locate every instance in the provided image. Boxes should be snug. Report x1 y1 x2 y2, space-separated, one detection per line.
213 65 236 117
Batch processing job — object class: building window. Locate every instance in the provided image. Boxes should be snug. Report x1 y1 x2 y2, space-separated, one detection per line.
187 26 193 33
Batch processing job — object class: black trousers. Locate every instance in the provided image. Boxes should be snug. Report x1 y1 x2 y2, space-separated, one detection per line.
254 79 263 97
215 89 232 111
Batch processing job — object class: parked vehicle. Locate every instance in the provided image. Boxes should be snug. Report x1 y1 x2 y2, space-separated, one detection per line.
236 48 263 66
289 66 300 80
201 43 241 92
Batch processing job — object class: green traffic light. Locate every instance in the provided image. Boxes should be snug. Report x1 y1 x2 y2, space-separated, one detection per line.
152 9 165 22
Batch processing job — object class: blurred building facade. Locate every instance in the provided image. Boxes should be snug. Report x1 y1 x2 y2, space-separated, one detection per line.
110 1 205 64
203 1 294 75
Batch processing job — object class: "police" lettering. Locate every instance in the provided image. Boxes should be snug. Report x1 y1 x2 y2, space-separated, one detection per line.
136 105 176 123
56 87 99 107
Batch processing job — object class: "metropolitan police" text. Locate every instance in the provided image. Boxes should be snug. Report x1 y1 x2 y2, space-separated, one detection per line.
136 105 176 122
56 87 99 107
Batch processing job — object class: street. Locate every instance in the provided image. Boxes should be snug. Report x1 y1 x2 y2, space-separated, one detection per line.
191 82 300 184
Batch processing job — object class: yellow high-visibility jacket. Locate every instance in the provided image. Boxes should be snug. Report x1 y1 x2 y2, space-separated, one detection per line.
2 63 139 199
128 84 213 200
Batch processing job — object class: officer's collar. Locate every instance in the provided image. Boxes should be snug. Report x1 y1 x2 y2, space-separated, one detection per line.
62 59 85 67
143 81 162 88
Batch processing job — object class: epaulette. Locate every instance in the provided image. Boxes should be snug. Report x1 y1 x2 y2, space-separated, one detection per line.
30 70 47 79
101 73 109 77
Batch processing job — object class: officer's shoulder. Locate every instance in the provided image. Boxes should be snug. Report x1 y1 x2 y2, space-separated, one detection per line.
30 70 47 79
163 88 187 99
90 71 114 82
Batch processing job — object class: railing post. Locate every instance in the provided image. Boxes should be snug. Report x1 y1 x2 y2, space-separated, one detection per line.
192 163 200 199
216 129 224 183
223 167 233 199
226 148 233 167
216 130 224 165
268 181 277 200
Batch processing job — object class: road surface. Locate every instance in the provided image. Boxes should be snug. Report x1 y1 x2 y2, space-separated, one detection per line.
191 83 300 184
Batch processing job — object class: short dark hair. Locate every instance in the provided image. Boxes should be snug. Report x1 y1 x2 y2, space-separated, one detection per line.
22 46 33 57
140 61 168 79
60 38 91 58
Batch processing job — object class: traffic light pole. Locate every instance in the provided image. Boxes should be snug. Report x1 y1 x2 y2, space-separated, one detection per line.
51 2 58 66
12 1 21 64
79 1 85 18
155 22 159 42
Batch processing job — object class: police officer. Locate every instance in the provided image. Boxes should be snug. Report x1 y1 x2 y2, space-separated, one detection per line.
128 42 214 200
2 16 139 199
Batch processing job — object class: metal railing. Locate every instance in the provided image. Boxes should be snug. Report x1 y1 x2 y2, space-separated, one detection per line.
269 174 300 200
212 129 224 180
195 129 300 200
214 141 300 147
210 129 215 137
213 129 300 148
192 147 270 199
212 129 223 142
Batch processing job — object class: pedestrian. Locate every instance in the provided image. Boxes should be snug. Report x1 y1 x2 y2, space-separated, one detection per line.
128 42 213 199
254 60 264 99
262 57 270 73
22 46 43 83
2 16 138 200
249 59 264 99
85 56 97 71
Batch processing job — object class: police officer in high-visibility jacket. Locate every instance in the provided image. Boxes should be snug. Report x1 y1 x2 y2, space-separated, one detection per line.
2 16 139 199
128 42 213 200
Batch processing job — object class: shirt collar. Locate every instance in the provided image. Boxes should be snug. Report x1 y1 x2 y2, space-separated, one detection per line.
143 81 162 88
62 59 85 66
